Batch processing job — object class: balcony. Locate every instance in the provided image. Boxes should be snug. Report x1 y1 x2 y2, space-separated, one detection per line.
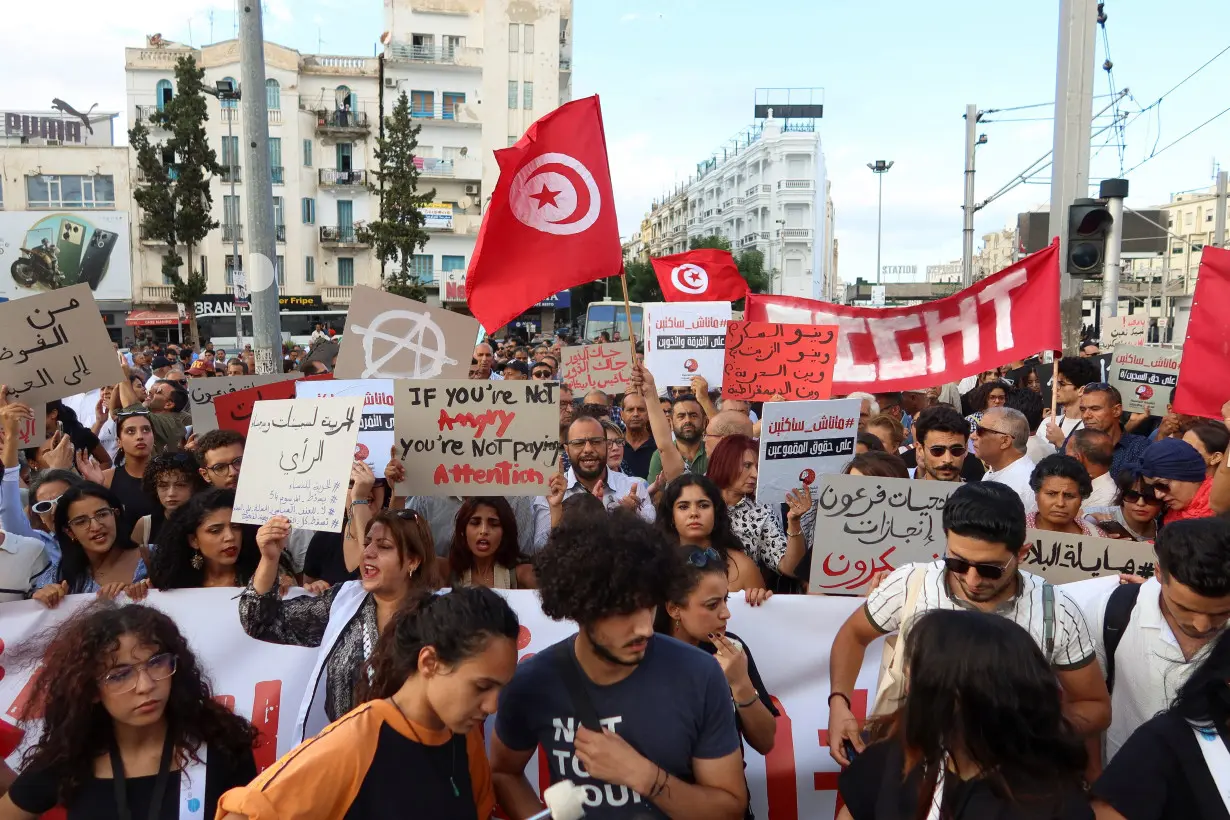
221 165 241 183
268 109 282 125
416 156 482 180
779 228 813 240
275 224 286 242
319 225 368 246
142 285 175 303
220 107 239 124
135 105 166 127
386 42 484 68
270 166 284 185
319 168 366 187
672 225 683 235
314 110 371 137
222 223 242 242
410 103 478 125
323 286 354 304
778 179 814 191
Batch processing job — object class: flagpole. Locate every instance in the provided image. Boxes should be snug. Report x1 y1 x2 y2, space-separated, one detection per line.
1050 355 1060 419
618 267 640 387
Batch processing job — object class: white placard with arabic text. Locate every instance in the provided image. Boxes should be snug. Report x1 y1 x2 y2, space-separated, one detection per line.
756 399 859 505
643 301 731 388
1108 344 1183 415
296 379 394 473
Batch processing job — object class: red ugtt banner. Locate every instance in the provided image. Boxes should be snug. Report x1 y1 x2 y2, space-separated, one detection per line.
746 241 1061 393
1174 245 1230 419
651 248 749 302
465 96 622 332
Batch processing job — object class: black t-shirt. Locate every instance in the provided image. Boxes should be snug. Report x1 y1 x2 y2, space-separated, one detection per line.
303 530 360 586
622 436 658 480
1093 712 1230 820
8 745 257 819
838 739 1092 820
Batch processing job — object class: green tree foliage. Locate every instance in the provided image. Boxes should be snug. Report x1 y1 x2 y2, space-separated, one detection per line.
362 91 435 302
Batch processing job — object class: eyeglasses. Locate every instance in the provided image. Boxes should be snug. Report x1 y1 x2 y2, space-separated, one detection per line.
973 425 1012 438
943 554 1014 580
533 370 553 378
31 494 62 516
926 444 967 458
686 547 722 568
606 438 626 447
99 652 177 693
205 456 244 476
565 437 607 448
67 507 118 530
1122 489 1163 506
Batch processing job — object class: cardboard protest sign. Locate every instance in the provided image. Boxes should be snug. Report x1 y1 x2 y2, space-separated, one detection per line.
1108 344 1183 415
1021 529 1155 584
756 399 859 505
186 373 300 435
723 321 840 402
232 396 363 532
560 343 633 394
643 301 731 388
392 379 560 497
296 379 394 473
809 475 959 595
1102 315 1148 347
0 284 124 406
334 285 481 380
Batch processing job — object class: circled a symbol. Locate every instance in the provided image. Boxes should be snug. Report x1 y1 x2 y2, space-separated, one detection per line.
509 152 601 236
349 310 459 378
671 263 709 295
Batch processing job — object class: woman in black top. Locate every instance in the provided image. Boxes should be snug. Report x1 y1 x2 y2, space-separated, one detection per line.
837 609 1092 820
1093 628 1230 819
0 602 257 819
654 543 777 820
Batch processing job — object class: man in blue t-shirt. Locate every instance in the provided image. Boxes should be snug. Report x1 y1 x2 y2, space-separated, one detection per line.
491 511 746 819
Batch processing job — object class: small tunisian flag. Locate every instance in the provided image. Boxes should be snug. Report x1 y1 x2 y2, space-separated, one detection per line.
650 248 749 303
465 95 621 331
1174 245 1230 419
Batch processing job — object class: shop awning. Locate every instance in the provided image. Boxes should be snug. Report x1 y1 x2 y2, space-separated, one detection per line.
126 310 184 327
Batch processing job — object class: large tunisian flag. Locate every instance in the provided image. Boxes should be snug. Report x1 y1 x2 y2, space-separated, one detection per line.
745 241 1062 393
465 95 622 332
1174 245 1230 419
651 248 749 302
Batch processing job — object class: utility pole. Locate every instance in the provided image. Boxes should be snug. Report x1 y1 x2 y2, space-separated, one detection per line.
238 0 282 374
1099 178 1128 334
1215 170 1228 248
1048 0 1099 353
961 104 985 289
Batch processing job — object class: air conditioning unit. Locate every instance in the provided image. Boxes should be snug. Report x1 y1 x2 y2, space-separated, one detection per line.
384 78 397 88
464 184 479 195
46 139 62 146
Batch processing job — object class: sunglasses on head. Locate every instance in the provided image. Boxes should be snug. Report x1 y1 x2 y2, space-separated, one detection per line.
686 547 722 568
116 408 151 420
927 444 967 458
394 509 422 522
1083 382 1113 392
943 554 1014 580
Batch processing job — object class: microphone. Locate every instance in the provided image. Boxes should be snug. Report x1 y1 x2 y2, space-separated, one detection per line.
525 779 587 820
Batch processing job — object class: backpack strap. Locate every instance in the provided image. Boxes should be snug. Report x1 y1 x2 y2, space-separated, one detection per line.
1042 582 1056 658
1103 582 1143 695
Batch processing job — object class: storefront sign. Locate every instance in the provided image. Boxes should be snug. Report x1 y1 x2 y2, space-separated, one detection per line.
194 293 324 317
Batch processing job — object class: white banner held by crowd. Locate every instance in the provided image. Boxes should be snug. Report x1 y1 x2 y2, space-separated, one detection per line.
643 301 731 389
756 399 859 505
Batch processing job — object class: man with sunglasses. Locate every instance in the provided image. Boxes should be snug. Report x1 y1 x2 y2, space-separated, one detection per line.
1078 384 1152 477
827 482 1108 767
974 406 1037 510
907 405 981 483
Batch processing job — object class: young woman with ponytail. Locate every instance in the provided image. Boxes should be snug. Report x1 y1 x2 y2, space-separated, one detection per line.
217 586 520 820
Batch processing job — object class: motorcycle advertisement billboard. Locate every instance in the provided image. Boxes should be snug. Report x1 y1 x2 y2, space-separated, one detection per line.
0 211 132 302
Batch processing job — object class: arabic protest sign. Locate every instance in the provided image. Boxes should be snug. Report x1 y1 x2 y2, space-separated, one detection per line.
808 474 959 595
1021 529 1155 584
186 373 301 435
560 343 633 394
723 321 840 402
295 379 394 473
392 379 560 497
756 399 859 505
746 242 1062 393
232 396 363 532
643 301 732 388
1108 344 1184 415
211 377 326 438
1102 315 1148 347
334 285 482 381
0 284 123 406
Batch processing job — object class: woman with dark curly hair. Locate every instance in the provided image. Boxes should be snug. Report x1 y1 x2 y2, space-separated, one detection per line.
657 474 765 592
132 452 207 555
0 603 257 819
149 489 282 591
217 587 518 820
447 497 535 590
837 609 1091 819
964 379 1010 433
1028 454 1101 536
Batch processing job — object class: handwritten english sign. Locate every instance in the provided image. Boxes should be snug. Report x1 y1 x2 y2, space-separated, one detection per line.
295 379 394 473
232 396 362 532
643 301 731 389
809 475 959 595
560 343 633 394
723 321 840 402
1102 315 1148 347
392 379 561 497
1108 344 1184 415
0 285 124 406
756 399 859 506
186 373 301 435
1022 529 1155 584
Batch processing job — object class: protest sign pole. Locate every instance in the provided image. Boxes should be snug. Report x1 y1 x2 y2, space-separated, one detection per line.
618 267 640 381
1051 356 1060 419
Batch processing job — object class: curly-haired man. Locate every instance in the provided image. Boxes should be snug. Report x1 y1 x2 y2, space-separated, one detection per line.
490 509 747 819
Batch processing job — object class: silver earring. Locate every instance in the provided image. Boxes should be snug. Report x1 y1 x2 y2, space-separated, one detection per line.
191 551 204 570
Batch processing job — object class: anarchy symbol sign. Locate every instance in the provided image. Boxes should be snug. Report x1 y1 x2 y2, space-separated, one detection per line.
349 309 459 378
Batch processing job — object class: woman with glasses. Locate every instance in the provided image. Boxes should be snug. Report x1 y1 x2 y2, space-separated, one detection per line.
76 409 157 548
132 452 207 556
657 474 766 592
0 603 257 819
600 418 630 474
30 483 147 607
654 544 776 820
448 497 534 590
963 379 1010 435
1083 471 1163 542
1135 438 1220 525
239 509 438 742
1027 454 1102 536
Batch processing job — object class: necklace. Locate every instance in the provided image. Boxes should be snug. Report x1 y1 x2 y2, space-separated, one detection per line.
388 697 460 798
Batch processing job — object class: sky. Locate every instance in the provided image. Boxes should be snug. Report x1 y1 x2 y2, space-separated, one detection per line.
3 0 1227 286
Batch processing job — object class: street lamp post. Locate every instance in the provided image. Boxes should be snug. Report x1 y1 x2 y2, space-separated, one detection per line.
867 160 894 285
204 79 244 350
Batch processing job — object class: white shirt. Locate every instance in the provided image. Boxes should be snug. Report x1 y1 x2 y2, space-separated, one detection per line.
867 560 1096 669
1033 414 1084 455
0 530 49 602
983 453 1037 512
1085 471 1117 510
531 468 654 547
1082 578 1209 761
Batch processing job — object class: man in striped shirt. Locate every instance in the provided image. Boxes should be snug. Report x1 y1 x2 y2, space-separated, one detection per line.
825 482 1110 769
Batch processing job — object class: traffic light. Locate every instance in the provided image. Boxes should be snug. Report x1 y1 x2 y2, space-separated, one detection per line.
1066 198 1114 276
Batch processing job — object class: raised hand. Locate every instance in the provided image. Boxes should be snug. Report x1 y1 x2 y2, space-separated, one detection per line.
256 516 292 562
384 444 406 485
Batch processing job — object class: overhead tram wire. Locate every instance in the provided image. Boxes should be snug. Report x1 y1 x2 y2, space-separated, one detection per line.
1121 104 1230 178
